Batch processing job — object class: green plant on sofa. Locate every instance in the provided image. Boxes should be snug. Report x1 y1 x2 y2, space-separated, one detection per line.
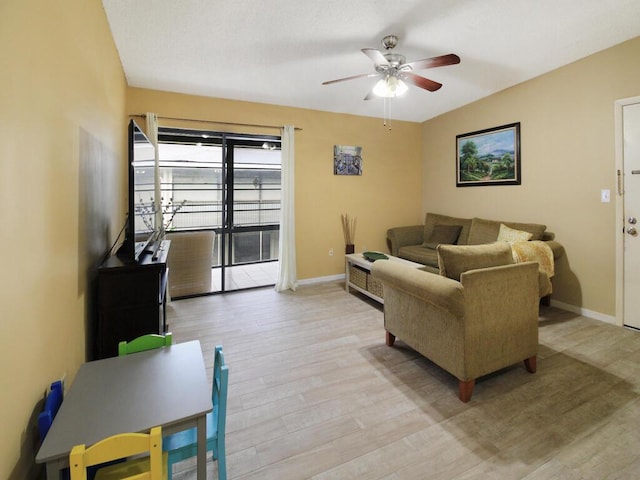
372 242 539 402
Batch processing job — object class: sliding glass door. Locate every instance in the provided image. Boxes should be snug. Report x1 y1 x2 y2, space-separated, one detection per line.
221 139 280 291
157 128 281 297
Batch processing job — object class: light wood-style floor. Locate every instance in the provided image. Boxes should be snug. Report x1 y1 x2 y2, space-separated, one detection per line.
166 280 640 479
211 262 278 292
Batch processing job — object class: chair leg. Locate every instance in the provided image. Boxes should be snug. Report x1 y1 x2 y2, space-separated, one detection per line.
212 442 218 460
524 356 537 373
217 439 227 480
458 379 475 403
386 331 395 347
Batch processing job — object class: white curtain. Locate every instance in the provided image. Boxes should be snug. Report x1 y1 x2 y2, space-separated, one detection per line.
275 125 298 291
145 112 161 231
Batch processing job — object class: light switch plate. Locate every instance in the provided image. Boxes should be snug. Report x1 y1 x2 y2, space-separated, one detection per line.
601 189 611 203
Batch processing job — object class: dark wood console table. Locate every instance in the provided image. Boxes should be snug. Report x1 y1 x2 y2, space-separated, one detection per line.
95 240 170 359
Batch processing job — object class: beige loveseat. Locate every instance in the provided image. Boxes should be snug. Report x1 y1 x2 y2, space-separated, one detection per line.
371 242 539 402
387 212 563 299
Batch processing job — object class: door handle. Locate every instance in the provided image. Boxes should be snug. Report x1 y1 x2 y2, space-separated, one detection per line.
627 226 637 236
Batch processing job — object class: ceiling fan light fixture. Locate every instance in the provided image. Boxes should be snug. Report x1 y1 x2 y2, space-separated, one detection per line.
373 75 408 98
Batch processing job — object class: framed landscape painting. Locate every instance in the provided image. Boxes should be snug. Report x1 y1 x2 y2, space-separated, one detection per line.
456 122 521 187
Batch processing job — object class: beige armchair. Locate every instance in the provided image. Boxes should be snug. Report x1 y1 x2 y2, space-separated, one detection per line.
166 231 215 298
371 242 539 402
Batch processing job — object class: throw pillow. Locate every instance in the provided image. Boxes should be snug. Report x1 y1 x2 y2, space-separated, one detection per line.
423 213 472 246
423 224 463 249
497 223 533 244
437 242 514 281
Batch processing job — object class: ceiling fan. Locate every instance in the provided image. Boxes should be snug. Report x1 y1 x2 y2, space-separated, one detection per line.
322 34 460 100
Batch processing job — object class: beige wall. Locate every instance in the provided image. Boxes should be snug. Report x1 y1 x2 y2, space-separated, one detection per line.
0 1 127 478
422 36 640 317
0 37 421 475
127 88 423 279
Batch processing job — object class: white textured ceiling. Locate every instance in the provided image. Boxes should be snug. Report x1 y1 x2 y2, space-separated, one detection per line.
102 0 640 123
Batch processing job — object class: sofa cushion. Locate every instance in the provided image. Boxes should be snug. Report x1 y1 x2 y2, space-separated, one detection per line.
423 224 463 249
424 213 472 246
467 217 547 244
437 242 514 281
497 223 533 244
398 245 439 268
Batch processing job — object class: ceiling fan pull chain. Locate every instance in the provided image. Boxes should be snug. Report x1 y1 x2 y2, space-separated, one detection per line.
383 97 388 128
383 97 392 130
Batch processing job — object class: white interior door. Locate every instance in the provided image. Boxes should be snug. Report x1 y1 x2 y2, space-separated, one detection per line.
622 101 640 329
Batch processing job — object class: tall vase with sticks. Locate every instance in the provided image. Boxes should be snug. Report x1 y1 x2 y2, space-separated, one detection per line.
341 213 356 254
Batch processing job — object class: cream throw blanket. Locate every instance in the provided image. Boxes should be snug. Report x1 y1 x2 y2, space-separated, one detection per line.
509 240 554 297
510 240 555 278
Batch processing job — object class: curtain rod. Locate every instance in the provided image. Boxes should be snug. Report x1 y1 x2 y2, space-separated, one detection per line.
130 114 302 131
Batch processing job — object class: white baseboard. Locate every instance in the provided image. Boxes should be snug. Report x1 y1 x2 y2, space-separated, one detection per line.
298 274 345 285
550 299 618 325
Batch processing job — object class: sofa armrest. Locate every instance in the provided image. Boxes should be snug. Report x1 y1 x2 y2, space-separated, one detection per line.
544 240 564 260
386 225 425 256
371 261 465 317
460 262 539 378
461 262 539 310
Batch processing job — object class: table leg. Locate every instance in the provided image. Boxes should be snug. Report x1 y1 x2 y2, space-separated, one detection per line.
45 458 66 480
46 463 59 480
345 258 351 292
197 415 206 480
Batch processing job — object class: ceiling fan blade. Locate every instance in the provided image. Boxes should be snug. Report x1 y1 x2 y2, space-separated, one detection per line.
322 72 380 85
362 48 390 68
401 72 442 92
402 53 460 71
363 89 376 101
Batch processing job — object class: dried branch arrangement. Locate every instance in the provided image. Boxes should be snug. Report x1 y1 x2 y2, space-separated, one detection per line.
341 213 357 245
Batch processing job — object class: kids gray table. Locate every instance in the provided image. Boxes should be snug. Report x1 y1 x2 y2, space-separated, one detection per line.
36 340 212 480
